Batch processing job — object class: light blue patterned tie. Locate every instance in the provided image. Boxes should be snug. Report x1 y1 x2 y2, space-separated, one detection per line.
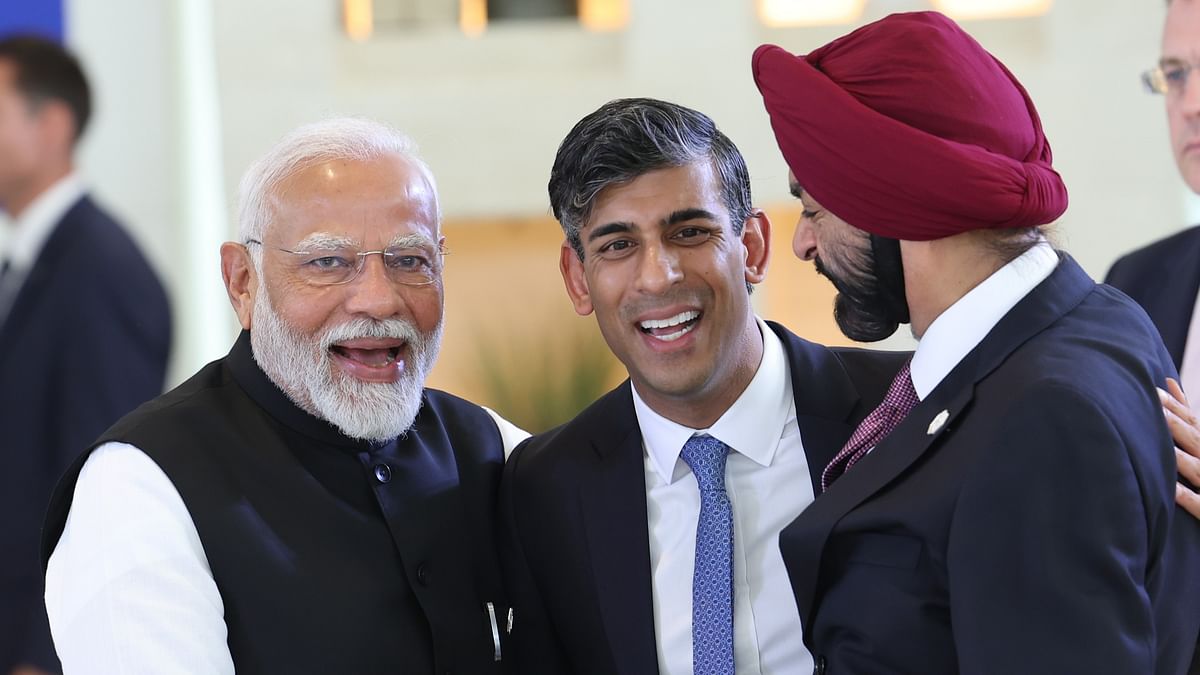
681 434 734 675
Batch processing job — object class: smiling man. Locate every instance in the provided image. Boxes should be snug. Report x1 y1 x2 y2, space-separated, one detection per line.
499 98 903 675
40 118 526 674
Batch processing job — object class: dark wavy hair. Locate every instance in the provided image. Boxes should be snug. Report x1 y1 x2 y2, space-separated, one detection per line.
548 97 753 260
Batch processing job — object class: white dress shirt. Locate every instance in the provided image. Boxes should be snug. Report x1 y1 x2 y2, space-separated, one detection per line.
909 242 1058 399
0 173 84 321
44 407 528 675
634 318 814 675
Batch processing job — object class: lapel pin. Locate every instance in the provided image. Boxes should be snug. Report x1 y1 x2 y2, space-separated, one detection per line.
927 409 950 436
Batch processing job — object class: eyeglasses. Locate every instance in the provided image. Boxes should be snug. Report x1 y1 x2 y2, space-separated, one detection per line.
245 239 449 287
1143 59 1197 95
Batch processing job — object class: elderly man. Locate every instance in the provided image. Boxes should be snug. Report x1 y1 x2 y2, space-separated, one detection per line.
0 36 170 675
754 11 1200 674
1110 0 1200 519
500 97 904 674
41 118 525 674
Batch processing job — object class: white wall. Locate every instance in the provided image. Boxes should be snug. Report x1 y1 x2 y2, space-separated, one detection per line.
65 0 1188 372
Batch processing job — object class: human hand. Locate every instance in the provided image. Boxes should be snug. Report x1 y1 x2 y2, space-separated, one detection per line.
1161 378 1200 518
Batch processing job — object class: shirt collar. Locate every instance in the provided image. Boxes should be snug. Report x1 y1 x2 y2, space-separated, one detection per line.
632 316 794 484
910 241 1058 400
2 173 85 271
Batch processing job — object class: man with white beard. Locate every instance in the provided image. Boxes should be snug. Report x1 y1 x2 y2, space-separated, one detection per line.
39 117 527 675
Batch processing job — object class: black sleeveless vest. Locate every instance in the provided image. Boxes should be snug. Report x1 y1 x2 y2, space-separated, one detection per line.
43 332 511 674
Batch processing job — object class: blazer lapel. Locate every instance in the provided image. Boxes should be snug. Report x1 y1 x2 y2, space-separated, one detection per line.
0 213 78 350
1161 228 1200 367
785 254 1096 634
769 322 869 496
578 384 660 675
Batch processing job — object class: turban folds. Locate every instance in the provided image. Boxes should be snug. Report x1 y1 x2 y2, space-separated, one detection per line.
752 11 1067 241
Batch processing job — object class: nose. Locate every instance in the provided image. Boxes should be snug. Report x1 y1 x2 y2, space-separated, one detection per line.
634 241 683 295
792 215 818 261
341 254 410 319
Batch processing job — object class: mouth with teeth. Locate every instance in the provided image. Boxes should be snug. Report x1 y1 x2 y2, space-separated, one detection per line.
638 310 701 343
328 338 407 383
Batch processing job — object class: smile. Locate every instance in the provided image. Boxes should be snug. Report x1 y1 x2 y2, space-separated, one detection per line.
331 345 401 367
639 310 700 342
327 337 408 383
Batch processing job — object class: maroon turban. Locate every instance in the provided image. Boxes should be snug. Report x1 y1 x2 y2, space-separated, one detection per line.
752 11 1067 241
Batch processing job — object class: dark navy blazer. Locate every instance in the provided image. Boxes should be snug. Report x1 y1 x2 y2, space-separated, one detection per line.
1106 225 1200 371
0 195 170 672
499 321 904 674
783 256 1200 674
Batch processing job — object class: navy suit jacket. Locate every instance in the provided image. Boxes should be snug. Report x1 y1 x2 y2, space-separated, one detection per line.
0 195 170 672
1105 225 1200 371
499 321 905 674
783 255 1200 674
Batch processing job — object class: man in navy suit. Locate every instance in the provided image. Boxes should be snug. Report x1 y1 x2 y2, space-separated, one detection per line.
755 11 1200 673
500 97 903 674
0 35 170 675
1107 0 1200 512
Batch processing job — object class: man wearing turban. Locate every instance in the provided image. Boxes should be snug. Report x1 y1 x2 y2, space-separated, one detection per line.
754 11 1200 674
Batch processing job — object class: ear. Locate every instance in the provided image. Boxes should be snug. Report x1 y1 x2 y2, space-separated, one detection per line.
37 100 77 156
741 208 771 285
559 241 594 316
221 242 257 330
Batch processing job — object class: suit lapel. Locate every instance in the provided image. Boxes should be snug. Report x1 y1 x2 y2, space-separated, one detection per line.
785 254 1096 634
1161 228 1200 367
0 209 81 349
578 384 660 675
768 322 867 496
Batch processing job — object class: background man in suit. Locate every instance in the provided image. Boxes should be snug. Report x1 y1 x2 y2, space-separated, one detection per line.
42 118 527 674
1109 0 1200 516
0 35 170 675
755 11 1200 673
500 97 902 674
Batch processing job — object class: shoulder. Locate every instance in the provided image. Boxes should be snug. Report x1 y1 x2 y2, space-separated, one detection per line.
1106 225 1200 285
766 320 908 377
100 359 236 446
506 382 635 479
421 388 530 460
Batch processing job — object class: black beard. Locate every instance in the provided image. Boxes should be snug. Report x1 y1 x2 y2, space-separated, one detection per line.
814 235 909 342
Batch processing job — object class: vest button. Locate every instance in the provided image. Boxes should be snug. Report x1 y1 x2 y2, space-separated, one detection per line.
373 463 392 484
813 655 827 675
416 563 429 586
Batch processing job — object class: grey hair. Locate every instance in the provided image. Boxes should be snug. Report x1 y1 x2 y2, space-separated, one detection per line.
237 117 440 263
548 98 754 260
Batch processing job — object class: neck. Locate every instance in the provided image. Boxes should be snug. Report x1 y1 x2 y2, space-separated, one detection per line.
637 314 764 429
3 163 72 220
901 233 1009 338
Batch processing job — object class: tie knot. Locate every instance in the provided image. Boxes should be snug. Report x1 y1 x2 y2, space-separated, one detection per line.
681 434 730 493
882 360 919 413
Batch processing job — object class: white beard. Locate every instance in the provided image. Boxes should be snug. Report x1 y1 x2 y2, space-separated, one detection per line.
249 288 443 443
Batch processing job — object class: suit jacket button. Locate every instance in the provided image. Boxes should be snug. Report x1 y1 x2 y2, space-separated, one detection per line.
416 563 429 586
373 463 392 484
813 655 827 675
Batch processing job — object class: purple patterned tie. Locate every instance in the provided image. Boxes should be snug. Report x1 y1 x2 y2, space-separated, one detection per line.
680 434 735 675
821 360 918 492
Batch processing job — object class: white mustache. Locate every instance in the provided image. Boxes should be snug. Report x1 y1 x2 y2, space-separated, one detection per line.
320 318 422 350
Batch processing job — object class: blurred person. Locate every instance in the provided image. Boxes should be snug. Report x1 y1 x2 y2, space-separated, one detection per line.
41 118 526 674
1109 0 1200 495
0 35 170 675
754 11 1200 674
500 97 904 674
